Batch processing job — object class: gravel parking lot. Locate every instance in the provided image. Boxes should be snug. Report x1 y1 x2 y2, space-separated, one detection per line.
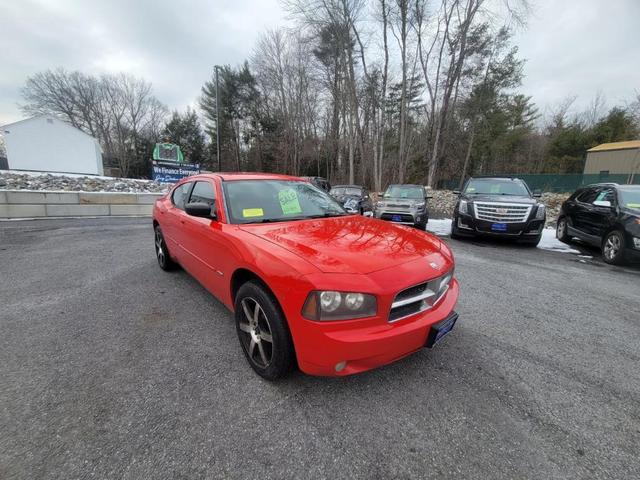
1 217 639 479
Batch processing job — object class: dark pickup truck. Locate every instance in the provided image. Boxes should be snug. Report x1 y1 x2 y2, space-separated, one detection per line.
451 177 546 246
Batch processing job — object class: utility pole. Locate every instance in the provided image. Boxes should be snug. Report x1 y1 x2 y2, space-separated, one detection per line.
215 65 221 171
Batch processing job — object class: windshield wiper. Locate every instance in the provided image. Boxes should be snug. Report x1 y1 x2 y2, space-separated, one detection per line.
307 212 349 218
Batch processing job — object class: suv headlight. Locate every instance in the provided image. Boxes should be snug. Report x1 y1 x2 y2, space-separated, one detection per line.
535 204 546 220
302 291 377 321
413 201 426 209
459 200 468 215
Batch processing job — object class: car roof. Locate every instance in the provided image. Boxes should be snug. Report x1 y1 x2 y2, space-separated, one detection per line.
387 184 423 187
332 184 363 189
468 176 524 181
183 172 305 182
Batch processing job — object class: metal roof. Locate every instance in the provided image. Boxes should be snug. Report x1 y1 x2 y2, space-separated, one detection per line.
586 140 640 152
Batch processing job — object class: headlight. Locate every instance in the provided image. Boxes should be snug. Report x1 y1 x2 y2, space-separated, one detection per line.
535 204 546 220
413 201 426 209
459 200 468 215
376 201 386 208
302 291 377 321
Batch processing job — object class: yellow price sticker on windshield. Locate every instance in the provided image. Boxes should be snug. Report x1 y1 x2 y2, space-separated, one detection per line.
242 208 264 218
627 203 640 208
278 188 302 215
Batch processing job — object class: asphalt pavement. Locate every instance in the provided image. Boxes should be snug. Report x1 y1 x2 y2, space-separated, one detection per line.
1 217 639 479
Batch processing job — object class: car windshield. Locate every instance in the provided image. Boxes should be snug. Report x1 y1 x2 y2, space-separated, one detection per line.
384 185 423 199
464 178 530 196
224 180 347 224
619 188 640 210
344 187 361 196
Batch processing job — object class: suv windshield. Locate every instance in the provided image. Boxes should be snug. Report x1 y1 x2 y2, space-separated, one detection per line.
464 178 530 196
384 185 424 199
224 180 347 224
619 188 640 210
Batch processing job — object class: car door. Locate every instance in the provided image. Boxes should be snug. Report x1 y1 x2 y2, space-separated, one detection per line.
180 179 236 300
163 181 194 262
587 187 617 240
572 187 600 237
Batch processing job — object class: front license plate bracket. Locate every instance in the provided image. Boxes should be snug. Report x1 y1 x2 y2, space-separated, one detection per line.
425 312 458 348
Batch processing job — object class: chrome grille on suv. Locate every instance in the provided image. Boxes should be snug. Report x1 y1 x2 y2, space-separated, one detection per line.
389 271 452 322
473 202 532 223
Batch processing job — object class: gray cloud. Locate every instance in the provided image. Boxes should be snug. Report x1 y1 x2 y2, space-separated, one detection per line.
1 0 638 126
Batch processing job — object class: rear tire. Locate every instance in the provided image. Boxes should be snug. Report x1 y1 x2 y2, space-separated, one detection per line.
154 225 177 271
602 230 626 265
234 281 295 380
556 217 572 244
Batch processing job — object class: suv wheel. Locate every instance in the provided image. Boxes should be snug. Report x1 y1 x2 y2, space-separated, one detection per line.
556 217 572 244
234 281 295 380
602 230 625 265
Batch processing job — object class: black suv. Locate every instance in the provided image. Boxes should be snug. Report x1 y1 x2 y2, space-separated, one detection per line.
451 177 546 246
557 183 640 265
329 185 374 214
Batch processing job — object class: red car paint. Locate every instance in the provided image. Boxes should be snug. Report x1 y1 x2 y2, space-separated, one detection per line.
153 173 458 376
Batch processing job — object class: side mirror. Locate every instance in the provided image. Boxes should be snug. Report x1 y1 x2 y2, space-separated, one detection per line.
533 189 542 198
452 189 461 195
425 195 433 200
185 202 216 219
593 200 612 208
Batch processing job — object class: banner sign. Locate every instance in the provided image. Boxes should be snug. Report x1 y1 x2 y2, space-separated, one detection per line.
151 143 199 183
152 161 200 183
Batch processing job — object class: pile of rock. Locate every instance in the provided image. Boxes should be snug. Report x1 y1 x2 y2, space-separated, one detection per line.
0 171 170 194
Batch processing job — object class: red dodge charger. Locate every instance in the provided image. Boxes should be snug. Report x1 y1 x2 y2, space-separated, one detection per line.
153 173 459 379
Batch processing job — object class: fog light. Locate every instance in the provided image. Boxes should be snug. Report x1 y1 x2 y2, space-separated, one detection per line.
458 218 472 230
633 237 640 249
335 361 347 372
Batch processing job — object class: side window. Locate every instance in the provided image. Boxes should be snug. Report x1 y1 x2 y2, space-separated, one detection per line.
576 188 599 204
595 188 615 205
171 182 192 210
188 181 216 208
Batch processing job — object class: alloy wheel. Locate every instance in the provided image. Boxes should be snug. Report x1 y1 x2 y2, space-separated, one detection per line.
603 234 620 261
155 228 165 267
556 218 566 239
238 297 274 368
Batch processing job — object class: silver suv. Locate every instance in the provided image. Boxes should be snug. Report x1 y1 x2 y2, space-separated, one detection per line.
374 184 431 229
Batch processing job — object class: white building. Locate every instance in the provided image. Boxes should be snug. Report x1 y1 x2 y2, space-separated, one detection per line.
1 116 104 175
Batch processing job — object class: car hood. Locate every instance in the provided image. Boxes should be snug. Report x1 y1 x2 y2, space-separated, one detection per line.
239 216 442 274
463 194 536 205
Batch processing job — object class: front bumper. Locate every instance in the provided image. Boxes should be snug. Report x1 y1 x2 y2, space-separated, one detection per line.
454 212 544 239
292 279 459 376
374 208 428 225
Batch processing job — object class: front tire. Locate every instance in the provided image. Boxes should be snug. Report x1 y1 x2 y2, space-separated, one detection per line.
234 281 295 380
154 225 177 271
602 230 626 265
556 217 572 244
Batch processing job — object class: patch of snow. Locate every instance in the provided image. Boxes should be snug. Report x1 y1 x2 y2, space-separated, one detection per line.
426 218 580 255
537 227 580 254
426 218 452 236
0 169 118 180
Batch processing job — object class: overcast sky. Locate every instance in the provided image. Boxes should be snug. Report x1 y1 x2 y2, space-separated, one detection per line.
1 0 638 126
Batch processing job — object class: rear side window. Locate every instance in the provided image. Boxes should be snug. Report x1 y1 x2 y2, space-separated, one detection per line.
595 188 616 204
189 181 216 207
171 182 192 210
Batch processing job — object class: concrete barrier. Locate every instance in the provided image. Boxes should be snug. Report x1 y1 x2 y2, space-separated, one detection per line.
0 190 164 219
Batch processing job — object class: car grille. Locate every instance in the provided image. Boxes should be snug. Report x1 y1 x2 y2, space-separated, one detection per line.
473 202 532 223
389 272 452 322
386 203 411 209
